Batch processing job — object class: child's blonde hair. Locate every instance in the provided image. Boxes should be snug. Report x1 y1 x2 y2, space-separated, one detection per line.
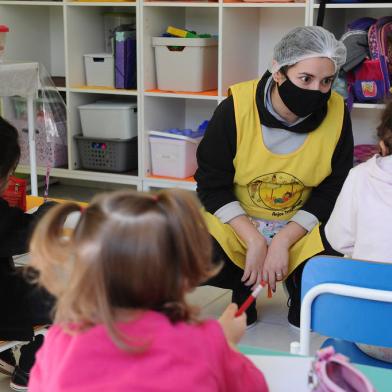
29 189 217 349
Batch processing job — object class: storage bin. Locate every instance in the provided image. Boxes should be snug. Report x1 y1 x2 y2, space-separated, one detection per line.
84 53 114 87
152 37 218 92
149 131 202 178
75 135 137 172
78 101 137 139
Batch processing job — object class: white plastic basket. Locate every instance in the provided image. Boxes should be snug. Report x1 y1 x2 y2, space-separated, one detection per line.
149 131 202 178
84 53 114 88
152 37 218 92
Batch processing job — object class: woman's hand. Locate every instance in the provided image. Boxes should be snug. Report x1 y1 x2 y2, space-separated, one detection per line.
242 236 268 289
262 237 290 292
262 222 307 292
228 215 268 290
218 303 246 349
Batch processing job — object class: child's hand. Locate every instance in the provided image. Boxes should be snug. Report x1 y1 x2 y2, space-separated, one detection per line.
218 303 246 347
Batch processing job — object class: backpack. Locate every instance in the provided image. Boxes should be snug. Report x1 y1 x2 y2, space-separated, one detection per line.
338 16 392 104
317 7 391 104
350 56 389 103
368 16 392 75
350 17 392 103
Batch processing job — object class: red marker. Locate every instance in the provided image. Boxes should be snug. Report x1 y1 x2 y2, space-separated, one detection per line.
235 282 267 317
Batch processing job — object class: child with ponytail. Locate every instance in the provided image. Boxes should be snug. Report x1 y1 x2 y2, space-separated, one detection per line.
28 189 268 391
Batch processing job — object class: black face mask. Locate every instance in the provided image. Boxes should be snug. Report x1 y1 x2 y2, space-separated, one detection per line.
277 77 331 117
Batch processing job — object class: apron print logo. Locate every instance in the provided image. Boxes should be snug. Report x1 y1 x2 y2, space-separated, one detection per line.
247 172 304 212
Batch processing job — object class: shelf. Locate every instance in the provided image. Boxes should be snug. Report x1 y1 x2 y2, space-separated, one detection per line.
70 86 138 95
145 89 219 100
144 1 219 7
143 175 196 191
63 169 140 185
223 2 306 7
313 2 392 8
67 1 136 5
16 166 70 177
17 165 141 185
0 1 63 5
147 174 195 182
352 103 385 110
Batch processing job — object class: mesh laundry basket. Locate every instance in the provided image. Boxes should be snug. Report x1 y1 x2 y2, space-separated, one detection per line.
75 135 137 172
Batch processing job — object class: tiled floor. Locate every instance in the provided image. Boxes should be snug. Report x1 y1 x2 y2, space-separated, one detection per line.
0 182 327 390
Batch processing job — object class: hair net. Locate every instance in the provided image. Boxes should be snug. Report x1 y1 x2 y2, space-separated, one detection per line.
270 26 347 73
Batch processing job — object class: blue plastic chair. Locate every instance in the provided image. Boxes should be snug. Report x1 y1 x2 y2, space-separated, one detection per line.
296 256 392 369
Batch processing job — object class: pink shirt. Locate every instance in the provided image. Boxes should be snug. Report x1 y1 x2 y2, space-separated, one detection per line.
29 311 268 392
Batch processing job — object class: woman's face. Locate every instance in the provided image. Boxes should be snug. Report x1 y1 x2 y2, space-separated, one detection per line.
278 57 336 93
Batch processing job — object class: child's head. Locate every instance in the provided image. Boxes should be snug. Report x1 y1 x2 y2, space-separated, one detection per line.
0 116 20 193
29 189 216 344
377 100 392 156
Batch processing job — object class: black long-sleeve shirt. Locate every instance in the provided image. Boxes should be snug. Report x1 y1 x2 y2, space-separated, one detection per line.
195 73 354 224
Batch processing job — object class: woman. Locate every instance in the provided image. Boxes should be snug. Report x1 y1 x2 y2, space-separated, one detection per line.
195 26 353 327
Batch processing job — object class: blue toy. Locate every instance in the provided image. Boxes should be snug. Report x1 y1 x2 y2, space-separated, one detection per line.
159 120 208 139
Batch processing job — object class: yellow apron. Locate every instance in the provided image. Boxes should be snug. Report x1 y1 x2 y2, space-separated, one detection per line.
203 79 344 275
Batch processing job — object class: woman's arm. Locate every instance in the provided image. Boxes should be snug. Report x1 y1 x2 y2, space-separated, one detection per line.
261 106 354 290
196 99 267 286
262 221 307 291
228 215 267 287
195 96 238 214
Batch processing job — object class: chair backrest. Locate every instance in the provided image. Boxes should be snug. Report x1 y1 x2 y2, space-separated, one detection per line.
301 256 392 348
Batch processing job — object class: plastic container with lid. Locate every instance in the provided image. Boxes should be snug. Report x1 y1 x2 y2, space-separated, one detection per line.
78 101 137 139
148 125 206 179
0 25 9 62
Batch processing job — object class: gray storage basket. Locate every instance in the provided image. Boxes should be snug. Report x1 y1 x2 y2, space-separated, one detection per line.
75 135 137 172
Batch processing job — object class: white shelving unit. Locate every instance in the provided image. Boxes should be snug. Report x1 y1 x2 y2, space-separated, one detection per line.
0 0 383 192
0 0 141 188
139 1 306 190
